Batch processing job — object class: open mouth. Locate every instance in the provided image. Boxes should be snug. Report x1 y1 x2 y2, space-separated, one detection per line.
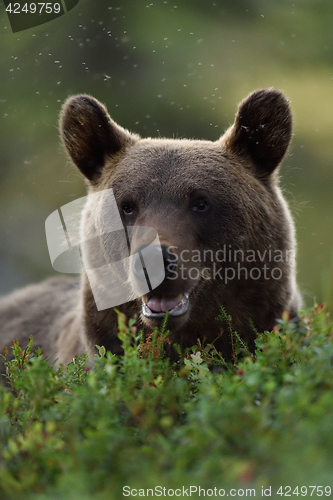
142 293 189 318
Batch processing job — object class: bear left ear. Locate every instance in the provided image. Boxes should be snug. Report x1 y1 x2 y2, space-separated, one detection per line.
60 94 137 184
222 89 292 177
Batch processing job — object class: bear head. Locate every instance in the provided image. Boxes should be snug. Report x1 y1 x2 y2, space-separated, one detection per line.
60 89 300 357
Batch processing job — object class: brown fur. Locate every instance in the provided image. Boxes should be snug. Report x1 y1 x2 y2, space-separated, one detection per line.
0 89 301 372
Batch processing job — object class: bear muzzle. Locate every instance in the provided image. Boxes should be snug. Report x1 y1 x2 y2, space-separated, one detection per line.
131 243 191 320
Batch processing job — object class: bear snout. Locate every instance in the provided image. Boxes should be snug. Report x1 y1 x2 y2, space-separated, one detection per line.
132 244 177 286
162 245 178 279
133 243 198 327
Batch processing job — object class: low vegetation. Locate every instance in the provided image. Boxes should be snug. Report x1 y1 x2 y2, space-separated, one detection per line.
1 306 333 499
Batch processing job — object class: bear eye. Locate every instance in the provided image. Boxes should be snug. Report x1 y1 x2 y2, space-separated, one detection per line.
192 199 209 212
122 203 135 216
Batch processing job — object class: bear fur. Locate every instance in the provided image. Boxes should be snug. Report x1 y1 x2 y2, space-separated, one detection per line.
0 89 301 373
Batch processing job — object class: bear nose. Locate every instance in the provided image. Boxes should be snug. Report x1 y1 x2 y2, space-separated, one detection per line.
162 245 177 278
132 244 177 280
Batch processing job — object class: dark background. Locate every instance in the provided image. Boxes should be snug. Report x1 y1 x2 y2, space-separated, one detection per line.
0 0 333 310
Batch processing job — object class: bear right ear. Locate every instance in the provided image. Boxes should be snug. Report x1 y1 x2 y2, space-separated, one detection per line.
223 88 293 179
60 95 137 184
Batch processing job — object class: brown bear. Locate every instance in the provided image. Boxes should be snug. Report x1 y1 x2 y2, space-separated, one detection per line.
0 88 301 373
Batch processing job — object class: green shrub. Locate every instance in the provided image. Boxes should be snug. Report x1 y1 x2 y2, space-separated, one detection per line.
1 306 333 499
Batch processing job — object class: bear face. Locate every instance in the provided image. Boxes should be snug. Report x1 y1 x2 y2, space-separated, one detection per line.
59 88 300 358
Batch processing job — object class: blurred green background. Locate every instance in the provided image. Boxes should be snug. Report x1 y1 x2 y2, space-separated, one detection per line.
0 0 333 310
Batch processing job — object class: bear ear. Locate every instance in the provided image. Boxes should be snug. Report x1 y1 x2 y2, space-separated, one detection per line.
60 95 137 183
223 89 292 177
